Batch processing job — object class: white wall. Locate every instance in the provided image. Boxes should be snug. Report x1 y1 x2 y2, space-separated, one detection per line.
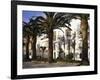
0 0 99 80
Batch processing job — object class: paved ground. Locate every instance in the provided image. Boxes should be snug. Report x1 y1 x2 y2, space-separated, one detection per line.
23 61 81 68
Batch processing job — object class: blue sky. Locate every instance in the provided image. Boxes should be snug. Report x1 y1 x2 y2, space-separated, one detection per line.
22 11 44 23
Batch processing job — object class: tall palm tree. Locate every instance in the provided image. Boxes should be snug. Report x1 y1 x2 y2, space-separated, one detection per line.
37 12 71 63
23 16 43 60
27 17 44 60
23 22 31 61
71 14 89 65
80 14 89 65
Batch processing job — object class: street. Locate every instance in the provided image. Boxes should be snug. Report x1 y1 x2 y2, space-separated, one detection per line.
23 61 80 68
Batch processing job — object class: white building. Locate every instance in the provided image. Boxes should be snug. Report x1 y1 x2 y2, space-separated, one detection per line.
36 34 49 58
53 27 72 59
36 25 82 61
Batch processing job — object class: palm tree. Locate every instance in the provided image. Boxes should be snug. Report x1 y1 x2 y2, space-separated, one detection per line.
27 17 44 60
23 16 43 61
23 22 31 61
80 14 89 65
71 14 89 65
37 12 71 63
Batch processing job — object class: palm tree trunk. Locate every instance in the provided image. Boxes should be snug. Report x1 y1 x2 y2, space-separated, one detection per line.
73 40 75 60
80 15 89 65
26 35 29 61
48 29 53 63
32 35 37 60
73 32 76 60
68 39 70 54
